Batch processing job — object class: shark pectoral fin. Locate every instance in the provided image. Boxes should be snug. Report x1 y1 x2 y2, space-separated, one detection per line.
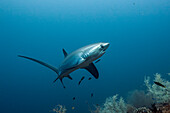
67 75 73 80
62 48 68 58
84 63 99 79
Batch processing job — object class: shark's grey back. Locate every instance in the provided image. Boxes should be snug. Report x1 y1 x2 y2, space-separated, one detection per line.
58 43 100 74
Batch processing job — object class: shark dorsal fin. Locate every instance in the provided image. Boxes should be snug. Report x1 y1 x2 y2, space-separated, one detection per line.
62 48 68 58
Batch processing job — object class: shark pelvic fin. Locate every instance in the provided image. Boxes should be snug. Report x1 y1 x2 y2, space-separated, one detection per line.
62 48 68 58
67 75 72 80
53 76 66 88
60 78 65 88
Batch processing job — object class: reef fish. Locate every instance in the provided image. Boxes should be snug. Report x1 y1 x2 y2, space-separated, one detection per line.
154 81 166 88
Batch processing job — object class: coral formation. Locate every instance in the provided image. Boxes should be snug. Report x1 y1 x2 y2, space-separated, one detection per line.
133 107 152 113
127 90 153 108
99 94 127 113
89 105 101 113
154 103 170 113
98 73 170 113
50 74 169 113
144 73 170 103
51 104 67 113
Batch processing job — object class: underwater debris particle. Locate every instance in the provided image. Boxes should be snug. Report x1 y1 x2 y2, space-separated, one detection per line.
72 106 75 110
88 77 92 80
73 97 75 100
91 93 93 98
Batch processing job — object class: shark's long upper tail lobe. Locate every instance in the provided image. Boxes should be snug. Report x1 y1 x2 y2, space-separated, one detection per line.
18 55 66 87
18 55 59 74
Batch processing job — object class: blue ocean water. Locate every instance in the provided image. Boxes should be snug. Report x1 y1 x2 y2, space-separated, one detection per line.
0 0 170 113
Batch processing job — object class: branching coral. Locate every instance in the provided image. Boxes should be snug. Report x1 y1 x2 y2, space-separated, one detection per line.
99 94 127 113
89 105 101 113
97 73 170 113
144 73 170 103
51 104 67 113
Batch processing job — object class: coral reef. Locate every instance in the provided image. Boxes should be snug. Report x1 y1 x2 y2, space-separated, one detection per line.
50 104 67 113
127 90 153 108
50 73 169 113
98 73 170 113
144 73 170 103
99 94 127 113
89 105 101 113
154 103 170 113
133 107 152 113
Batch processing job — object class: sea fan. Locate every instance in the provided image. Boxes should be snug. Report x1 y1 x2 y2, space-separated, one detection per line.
144 73 170 103
51 104 67 113
99 94 127 113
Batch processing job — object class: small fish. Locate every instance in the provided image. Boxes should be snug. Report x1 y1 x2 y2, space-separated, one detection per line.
95 59 101 63
154 81 166 88
78 76 85 85
73 97 75 100
88 77 92 80
72 107 75 110
133 3 135 5
91 93 93 97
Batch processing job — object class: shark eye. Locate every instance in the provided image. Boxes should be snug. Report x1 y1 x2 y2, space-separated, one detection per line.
100 45 104 49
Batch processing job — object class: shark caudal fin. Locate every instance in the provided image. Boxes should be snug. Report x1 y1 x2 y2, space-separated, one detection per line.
18 55 59 74
18 55 67 88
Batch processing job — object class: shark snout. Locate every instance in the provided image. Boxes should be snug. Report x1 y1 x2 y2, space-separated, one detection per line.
103 42 110 51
